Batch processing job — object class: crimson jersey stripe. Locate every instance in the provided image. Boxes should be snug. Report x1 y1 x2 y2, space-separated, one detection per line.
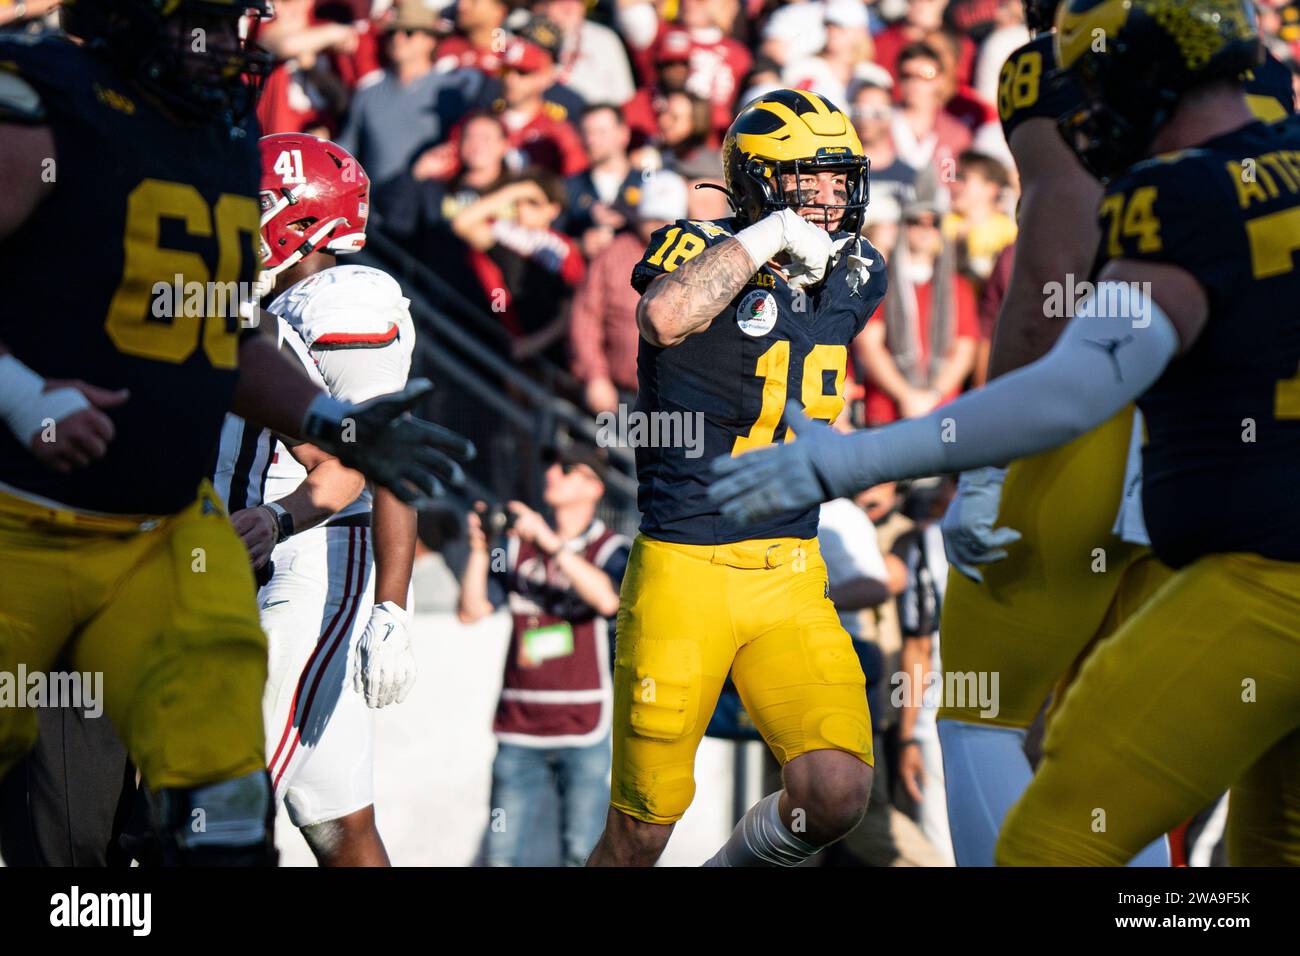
267 526 362 785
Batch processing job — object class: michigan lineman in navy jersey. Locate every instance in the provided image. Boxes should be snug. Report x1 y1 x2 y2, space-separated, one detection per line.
0 2 471 864
927 0 1295 866
586 89 888 867
710 0 1300 866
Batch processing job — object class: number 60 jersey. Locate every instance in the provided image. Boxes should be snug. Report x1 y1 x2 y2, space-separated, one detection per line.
630 217 887 545
0 34 261 516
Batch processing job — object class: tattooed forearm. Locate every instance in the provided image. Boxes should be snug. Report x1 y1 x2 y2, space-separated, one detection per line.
637 238 758 347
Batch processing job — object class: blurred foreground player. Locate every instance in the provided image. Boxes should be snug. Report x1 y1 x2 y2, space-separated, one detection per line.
587 89 888 867
710 0 1300 865
216 134 422 866
932 0 1294 866
0 1 471 864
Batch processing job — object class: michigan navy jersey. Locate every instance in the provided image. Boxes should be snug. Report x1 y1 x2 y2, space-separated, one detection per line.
1095 115 1300 568
0 35 261 515
999 35 1294 144
998 33 1084 142
631 217 887 544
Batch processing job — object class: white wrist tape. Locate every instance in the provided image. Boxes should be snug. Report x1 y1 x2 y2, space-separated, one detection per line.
733 212 787 270
0 354 90 446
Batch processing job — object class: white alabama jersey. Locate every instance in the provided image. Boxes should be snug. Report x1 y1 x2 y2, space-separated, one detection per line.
262 264 416 521
213 315 321 513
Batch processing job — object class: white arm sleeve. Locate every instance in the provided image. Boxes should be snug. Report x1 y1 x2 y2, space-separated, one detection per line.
819 282 1182 496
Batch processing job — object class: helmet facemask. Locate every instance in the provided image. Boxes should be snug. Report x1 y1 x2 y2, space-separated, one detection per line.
66 0 272 126
741 152 871 235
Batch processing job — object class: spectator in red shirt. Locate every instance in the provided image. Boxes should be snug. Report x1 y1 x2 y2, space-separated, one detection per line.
857 199 978 425
254 0 367 136
874 0 976 85
452 167 586 364
570 170 689 414
620 3 752 140
622 30 693 149
891 42 973 186
496 36 590 176
435 0 512 76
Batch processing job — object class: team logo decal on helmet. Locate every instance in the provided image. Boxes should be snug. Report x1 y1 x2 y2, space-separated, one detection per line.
257 134 372 285
722 88 871 234
1054 0 1262 179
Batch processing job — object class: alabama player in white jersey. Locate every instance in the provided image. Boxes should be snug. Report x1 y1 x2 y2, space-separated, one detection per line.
215 133 423 866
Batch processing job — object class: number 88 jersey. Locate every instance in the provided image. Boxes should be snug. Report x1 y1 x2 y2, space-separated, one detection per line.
630 216 888 545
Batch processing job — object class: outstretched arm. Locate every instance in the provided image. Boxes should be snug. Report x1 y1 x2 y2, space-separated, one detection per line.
233 335 473 507
709 266 1207 526
231 334 328 439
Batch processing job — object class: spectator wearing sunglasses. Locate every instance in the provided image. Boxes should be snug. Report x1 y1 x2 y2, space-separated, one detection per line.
857 198 978 425
457 445 629 867
850 76 922 214
890 42 973 183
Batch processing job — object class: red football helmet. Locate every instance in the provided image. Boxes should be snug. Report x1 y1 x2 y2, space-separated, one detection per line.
257 133 371 283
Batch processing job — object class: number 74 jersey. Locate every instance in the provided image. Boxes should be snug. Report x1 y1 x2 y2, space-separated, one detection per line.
630 216 887 545
1096 115 1300 569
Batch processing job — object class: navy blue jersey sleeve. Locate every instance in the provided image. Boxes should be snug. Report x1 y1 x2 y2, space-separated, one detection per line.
997 34 1085 142
1096 153 1236 305
630 218 734 294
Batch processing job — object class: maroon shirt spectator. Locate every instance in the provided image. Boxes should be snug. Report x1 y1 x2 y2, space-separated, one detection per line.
973 242 1015 386
569 231 645 408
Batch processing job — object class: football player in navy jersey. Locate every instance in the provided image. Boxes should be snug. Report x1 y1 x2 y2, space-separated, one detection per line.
0 0 471 864
586 89 890 867
711 0 1300 866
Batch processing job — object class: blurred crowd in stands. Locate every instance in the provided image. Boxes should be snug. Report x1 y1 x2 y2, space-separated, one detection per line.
6 0 1285 867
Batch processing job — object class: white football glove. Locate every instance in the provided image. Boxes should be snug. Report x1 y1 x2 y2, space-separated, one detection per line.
940 466 1022 583
775 208 835 291
352 601 417 708
734 208 835 291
